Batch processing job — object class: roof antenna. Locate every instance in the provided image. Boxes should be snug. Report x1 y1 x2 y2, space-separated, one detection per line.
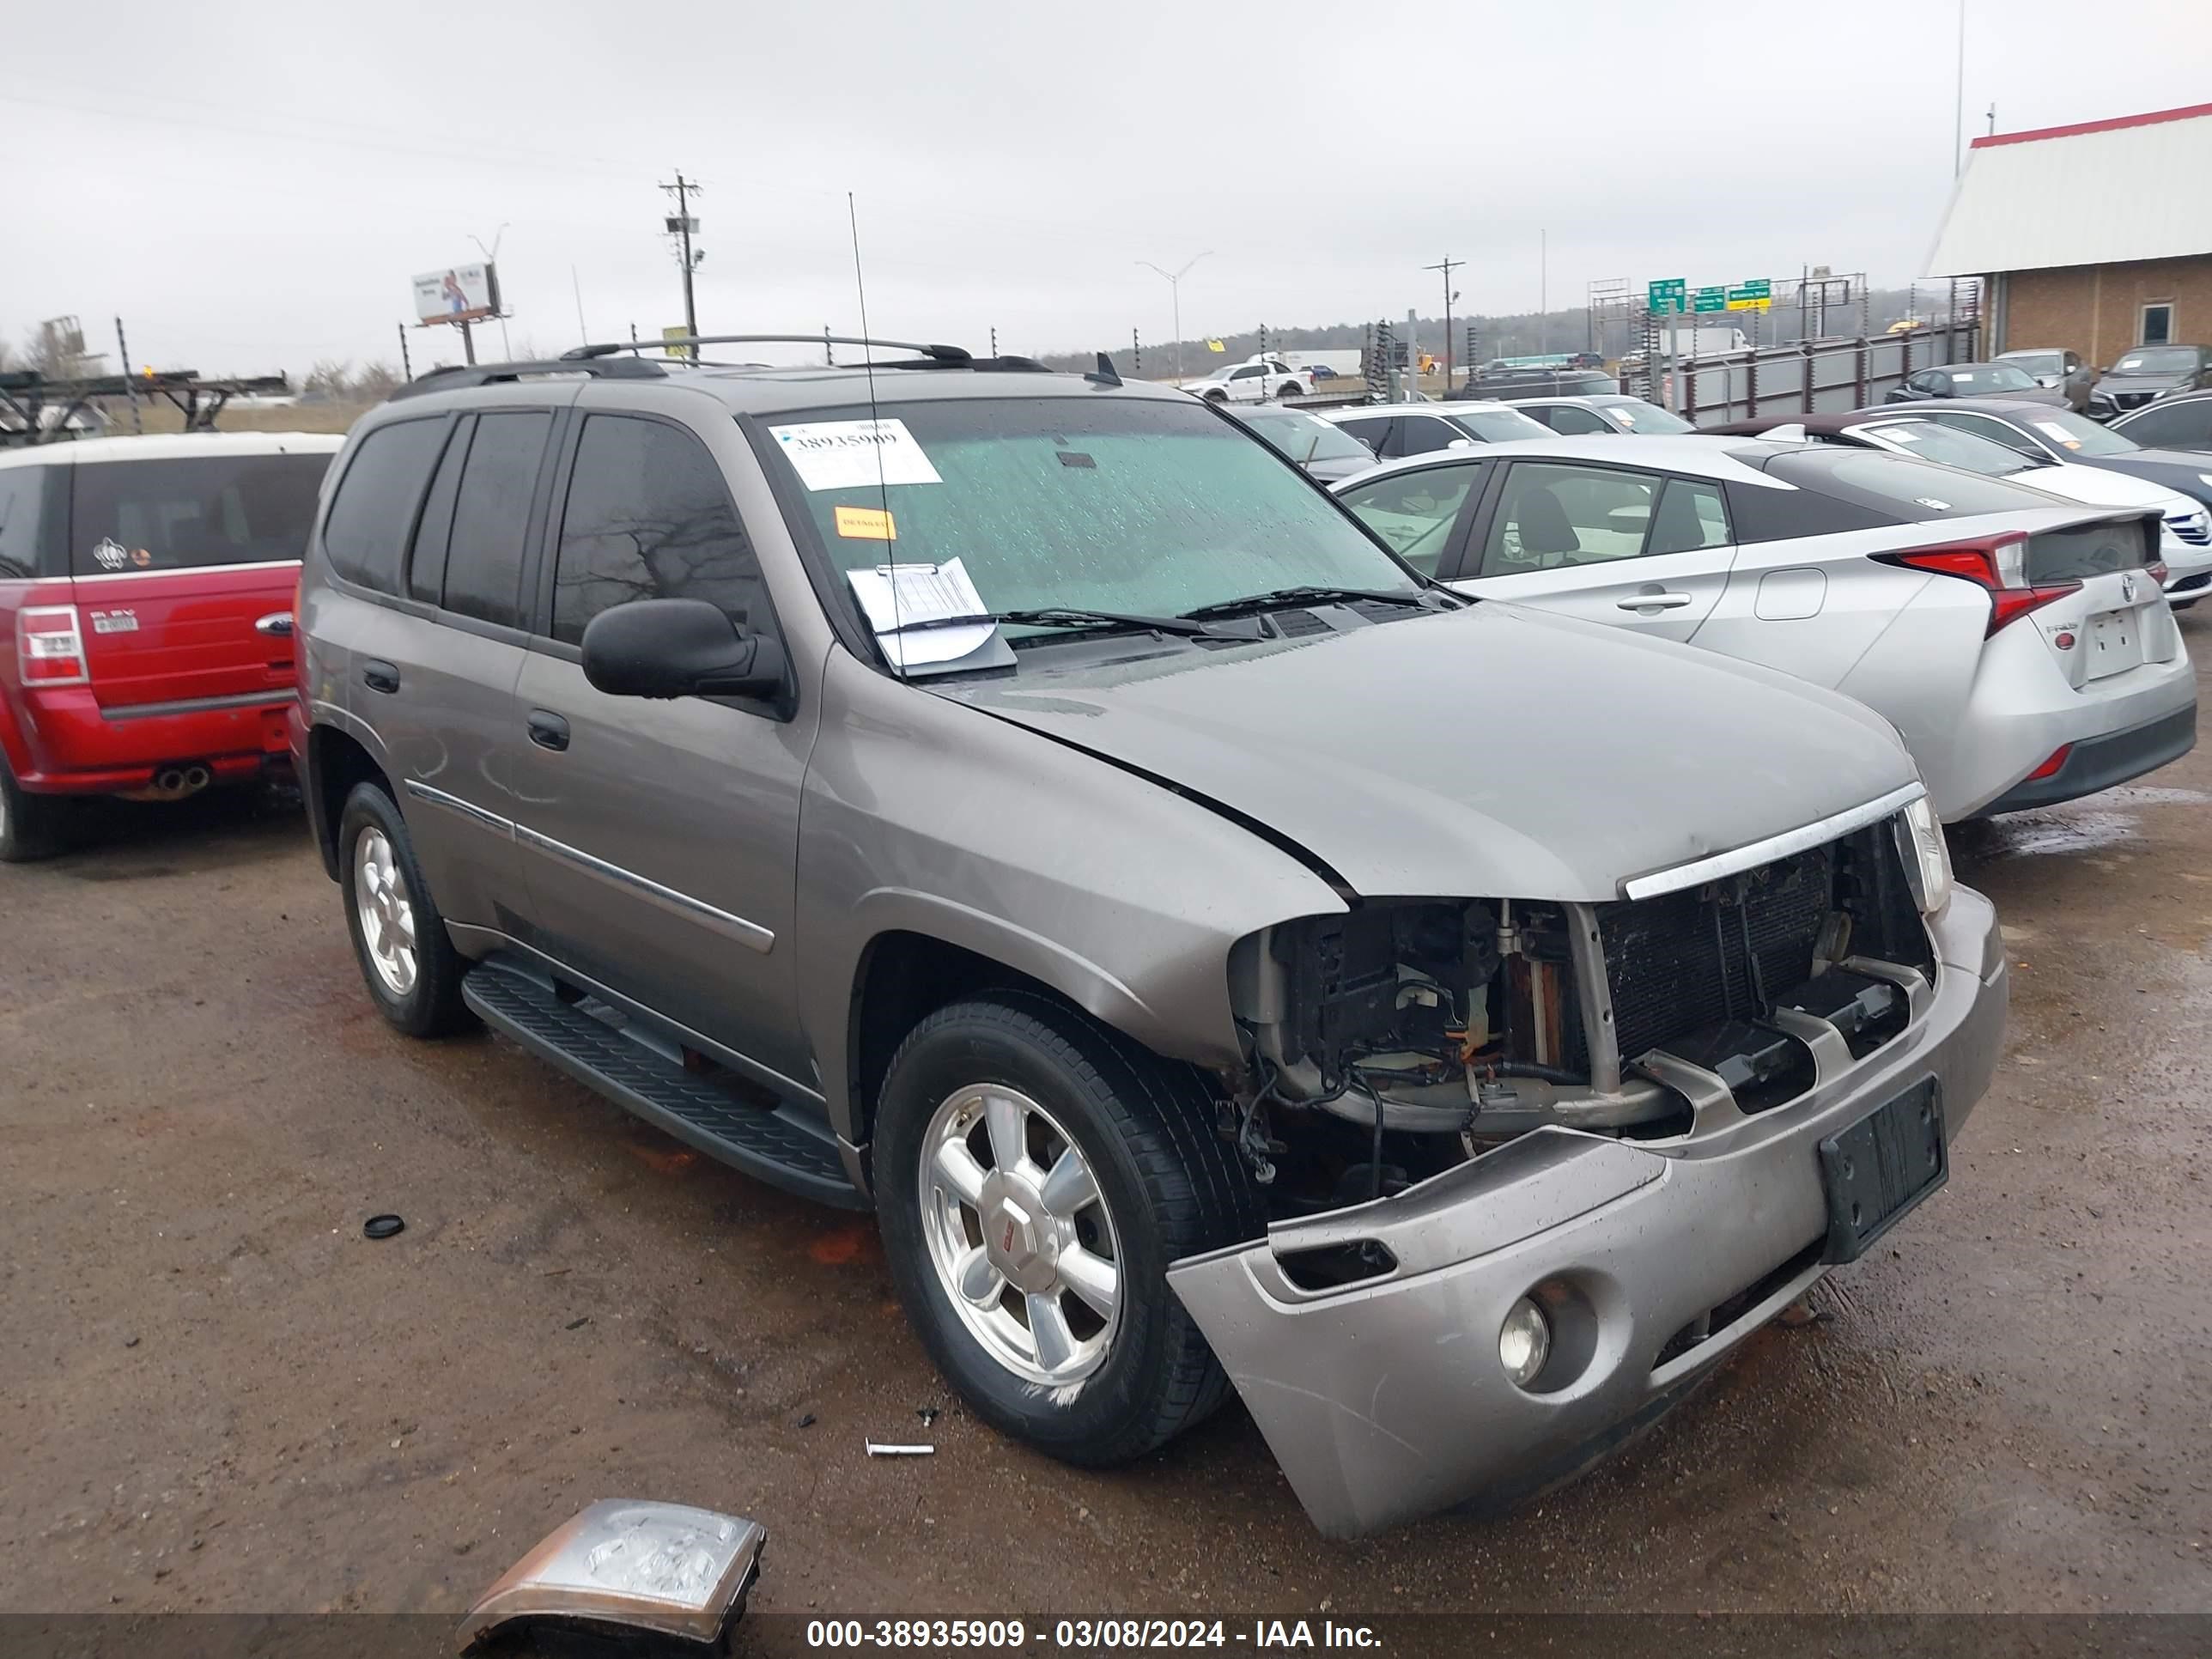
848 192 902 652
1085 351 1123 387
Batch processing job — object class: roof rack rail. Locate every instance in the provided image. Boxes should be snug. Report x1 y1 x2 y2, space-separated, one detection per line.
563 333 974 365
0 370 292 446
386 356 667 401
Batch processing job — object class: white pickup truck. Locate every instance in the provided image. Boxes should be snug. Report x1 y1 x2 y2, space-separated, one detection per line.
1181 356 1312 404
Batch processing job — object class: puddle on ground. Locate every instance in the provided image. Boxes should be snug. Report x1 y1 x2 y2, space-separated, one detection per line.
1974 806 2140 859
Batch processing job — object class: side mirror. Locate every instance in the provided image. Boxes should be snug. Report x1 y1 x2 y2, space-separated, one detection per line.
581 598 787 701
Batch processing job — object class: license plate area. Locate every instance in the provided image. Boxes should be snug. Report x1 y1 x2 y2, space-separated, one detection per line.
1818 1077 1946 1263
2087 607 2145 678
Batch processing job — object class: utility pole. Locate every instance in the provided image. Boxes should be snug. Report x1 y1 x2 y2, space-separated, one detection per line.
990 326 998 357
1137 252 1212 386
1539 229 1548 355
1423 257 1462 388
659 171 702 339
1132 327 1140 373
397 321 412 381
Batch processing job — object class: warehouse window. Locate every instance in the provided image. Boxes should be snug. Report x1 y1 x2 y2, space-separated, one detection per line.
2141 303 2173 347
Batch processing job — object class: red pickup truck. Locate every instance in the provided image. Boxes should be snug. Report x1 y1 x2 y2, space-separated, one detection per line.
0 433 341 860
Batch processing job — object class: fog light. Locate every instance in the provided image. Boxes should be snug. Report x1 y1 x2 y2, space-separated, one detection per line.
1499 1297 1552 1389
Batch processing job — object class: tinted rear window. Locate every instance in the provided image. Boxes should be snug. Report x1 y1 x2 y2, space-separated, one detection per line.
2028 520 2154 583
71 453 331 576
323 420 447 592
1757 448 2063 522
441 411 551 628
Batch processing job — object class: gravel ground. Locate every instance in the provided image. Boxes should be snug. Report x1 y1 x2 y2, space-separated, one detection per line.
5 626 2211 1622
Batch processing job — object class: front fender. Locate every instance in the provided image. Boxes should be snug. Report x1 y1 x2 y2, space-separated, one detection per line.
795 646 1347 1147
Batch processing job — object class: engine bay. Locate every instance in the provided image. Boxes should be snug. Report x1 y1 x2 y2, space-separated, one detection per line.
1224 823 1936 1219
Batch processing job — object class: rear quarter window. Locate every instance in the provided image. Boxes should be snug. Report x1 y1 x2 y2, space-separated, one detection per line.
0 464 51 579
70 452 332 575
322 420 449 592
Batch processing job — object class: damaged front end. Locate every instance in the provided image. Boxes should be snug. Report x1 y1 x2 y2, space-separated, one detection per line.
1172 795 2008 1537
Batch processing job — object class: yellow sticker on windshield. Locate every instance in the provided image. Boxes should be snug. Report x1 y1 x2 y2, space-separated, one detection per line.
835 505 897 541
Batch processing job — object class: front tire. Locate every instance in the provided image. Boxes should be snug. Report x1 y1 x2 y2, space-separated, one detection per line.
337 781 473 1037
0 752 74 863
874 992 1261 1466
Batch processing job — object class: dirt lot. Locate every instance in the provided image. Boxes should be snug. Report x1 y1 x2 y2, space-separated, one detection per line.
6 631 2212 1626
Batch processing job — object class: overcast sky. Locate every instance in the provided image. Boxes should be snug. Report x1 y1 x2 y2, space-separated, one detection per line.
4 0 2207 381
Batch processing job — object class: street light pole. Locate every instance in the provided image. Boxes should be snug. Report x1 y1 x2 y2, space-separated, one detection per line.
1137 252 1212 385
470 222 512 359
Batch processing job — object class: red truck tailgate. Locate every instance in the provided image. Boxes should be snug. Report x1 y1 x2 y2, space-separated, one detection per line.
73 562 299 709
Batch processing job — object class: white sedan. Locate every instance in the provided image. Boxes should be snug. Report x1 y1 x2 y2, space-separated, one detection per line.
1716 411 2212 603
1332 434 2197 821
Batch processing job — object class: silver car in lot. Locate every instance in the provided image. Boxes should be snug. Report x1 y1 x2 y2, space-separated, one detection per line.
1316 398 1552 461
297 346 2002 1540
1334 434 2197 820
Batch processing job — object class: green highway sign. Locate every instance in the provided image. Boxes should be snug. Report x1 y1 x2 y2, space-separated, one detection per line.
1646 277 1687 313
1692 286 1728 313
1726 278 1773 312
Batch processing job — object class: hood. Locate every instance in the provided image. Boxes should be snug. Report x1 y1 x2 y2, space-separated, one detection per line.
2027 459 2184 510
2097 371 2198 396
931 603 1917 902
2084 450 2212 508
1303 453 1376 483
1988 385 2065 405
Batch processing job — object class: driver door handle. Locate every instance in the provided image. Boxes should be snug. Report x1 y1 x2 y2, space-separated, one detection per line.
527 709 571 752
1618 592 1693 611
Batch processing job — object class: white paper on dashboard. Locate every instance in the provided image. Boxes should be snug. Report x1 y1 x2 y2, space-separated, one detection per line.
846 557 997 667
769 418 944 490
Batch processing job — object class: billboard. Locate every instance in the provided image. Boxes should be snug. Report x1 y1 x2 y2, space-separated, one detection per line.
411 262 501 326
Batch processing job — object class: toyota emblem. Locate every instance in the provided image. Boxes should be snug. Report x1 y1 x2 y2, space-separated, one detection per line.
2122 573 2140 603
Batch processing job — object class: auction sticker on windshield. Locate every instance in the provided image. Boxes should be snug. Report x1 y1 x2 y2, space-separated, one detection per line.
770 418 944 490
2033 421 2083 449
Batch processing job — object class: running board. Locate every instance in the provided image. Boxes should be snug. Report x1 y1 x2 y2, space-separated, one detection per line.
462 957 865 1210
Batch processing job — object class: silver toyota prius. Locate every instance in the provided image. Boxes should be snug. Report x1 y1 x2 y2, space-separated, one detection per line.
1334 434 2197 820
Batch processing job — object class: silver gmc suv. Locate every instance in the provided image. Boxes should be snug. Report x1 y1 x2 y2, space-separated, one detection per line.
294 337 2008 1537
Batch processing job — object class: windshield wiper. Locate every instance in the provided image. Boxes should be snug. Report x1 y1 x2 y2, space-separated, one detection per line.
996 606 1256 640
1179 585 1435 621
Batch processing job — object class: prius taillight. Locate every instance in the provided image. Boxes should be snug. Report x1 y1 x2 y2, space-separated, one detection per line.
16 605 88 684
1875 535 2078 636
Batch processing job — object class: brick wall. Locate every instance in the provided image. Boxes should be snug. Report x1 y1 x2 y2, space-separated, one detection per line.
1996 255 2212 364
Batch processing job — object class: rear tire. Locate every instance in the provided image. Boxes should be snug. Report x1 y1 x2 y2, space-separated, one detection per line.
874 990 1261 1466
337 781 474 1037
0 753 74 863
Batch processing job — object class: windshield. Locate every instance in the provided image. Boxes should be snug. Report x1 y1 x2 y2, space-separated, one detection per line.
1761 448 2073 520
2013 408 2140 456
1448 407 1555 442
2113 348 2199 374
1856 419 2039 477
1606 401 1693 434
759 396 1419 636
1948 363 2038 392
1230 407 1375 465
1999 352 2063 375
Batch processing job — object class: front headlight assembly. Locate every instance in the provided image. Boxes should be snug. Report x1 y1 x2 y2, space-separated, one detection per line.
1894 795 1953 917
